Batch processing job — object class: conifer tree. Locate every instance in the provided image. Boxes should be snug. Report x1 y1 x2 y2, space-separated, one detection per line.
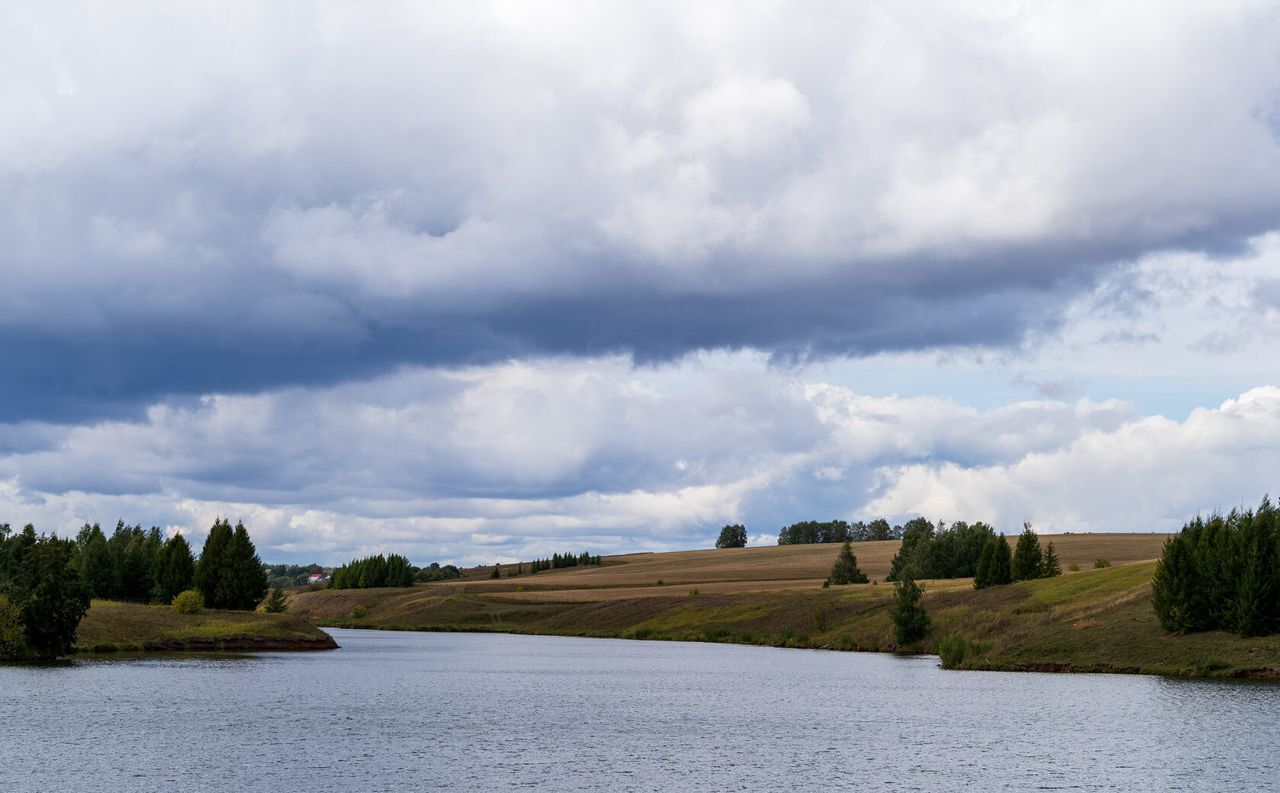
1233 508 1278 637
826 540 869 585
1152 534 1197 633
890 576 929 646
990 533 1013 585
490 564 501 579
154 533 195 603
1011 524 1043 582
194 518 233 608
974 538 995 589
1040 542 1062 578
262 586 288 614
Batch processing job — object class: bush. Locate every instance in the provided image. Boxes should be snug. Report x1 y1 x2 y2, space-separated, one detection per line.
172 589 204 614
935 633 968 668
351 605 367 619
1067 562 1080 572
1094 558 1111 569
812 605 832 632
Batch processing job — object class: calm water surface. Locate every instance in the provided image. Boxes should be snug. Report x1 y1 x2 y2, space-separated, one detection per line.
2 629 1278 791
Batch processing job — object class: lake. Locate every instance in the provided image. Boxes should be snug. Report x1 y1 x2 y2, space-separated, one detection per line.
2 629 1278 791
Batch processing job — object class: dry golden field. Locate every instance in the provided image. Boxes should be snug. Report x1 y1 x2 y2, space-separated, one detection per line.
439 532 1171 602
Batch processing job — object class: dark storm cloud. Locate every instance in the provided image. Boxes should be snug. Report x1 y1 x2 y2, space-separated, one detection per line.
4 2 1280 422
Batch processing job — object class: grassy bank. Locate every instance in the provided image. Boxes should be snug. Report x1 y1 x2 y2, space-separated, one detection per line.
283 532 1280 678
76 600 339 654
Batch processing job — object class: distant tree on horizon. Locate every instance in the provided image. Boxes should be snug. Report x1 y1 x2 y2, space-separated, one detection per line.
715 524 748 548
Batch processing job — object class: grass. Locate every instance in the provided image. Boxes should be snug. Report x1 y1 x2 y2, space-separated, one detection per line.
283 532 1280 677
75 600 339 654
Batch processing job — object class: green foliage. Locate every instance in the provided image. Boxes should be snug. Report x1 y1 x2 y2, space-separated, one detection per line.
0 528 91 660
1011 524 1044 582
826 540 869 585
1094 558 1111 568
352 605 367 619
154 534 195 603
194 518 232 607
528 552 602 572
1152 498 1280 637
330 553 416 589
0 593 28 659
974 534 1013 588
935 633 968 668
715 524 748 548
777 517 904 545
490 565 501 579
171 589 204 614
890 577 929 646
1067 562 1080 572
888 519 997 581
193 519 269 610
262 587 288 614
1041 542 1062 578
416 562 462 582
812 604 832 632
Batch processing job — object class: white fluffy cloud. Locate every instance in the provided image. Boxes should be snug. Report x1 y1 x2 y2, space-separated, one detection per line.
865 387 1280 532
3 348 1274 563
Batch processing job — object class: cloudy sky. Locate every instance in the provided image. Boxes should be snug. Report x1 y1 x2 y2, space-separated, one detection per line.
5 2 1280 564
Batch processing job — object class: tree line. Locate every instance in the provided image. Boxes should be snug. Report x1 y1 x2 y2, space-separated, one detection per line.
1153 497 1280 637
885 519 1060 585
777 519 904 545
329 554 417 589
0 517 271 660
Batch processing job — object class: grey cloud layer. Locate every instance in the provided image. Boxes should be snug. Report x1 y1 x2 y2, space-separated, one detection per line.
4 2 1280 419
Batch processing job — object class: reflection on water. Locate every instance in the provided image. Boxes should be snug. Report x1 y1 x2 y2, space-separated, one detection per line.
2 629 1278 791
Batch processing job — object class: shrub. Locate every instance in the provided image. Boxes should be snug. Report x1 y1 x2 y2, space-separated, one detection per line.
351 605 368 619
935 633 968 668
1067 562 1080 572
687 588 699 597
812 605 832 632
172 589 204 614
1094 558 1111 569
656 579 664 586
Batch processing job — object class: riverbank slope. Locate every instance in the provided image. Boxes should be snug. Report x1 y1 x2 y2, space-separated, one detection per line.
76 600 339 653
284 532 1280 677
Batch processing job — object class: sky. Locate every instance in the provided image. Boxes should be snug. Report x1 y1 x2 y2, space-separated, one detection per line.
5 1 1280 564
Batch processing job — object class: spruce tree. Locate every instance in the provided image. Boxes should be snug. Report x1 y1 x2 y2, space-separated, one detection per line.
1152 534 1197 633
194 518 233 608
1040 542 1062 578
974 537 996 589
1011 524 1043 582
890 577 929 646
1233 510 1278 637
154 534 195 603
490 564 501 579
262 586 288 614
219 522 269 611
827 540 869 585
990 533 1013 585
